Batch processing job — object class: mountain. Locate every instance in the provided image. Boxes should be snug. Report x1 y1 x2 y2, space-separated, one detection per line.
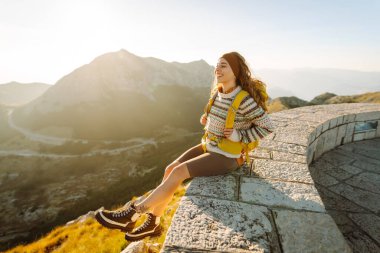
309 92 337 105
11 49 214 140
0 81 51 106
256 67 380 100
267 91 380 113
324 91 380 104
268 96 309 112
23 49 213 111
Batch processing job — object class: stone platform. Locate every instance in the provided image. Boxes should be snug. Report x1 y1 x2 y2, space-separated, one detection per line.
309 138 380 253
161 103 380 253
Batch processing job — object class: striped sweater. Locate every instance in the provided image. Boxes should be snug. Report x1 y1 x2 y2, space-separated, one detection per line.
203 85 275 158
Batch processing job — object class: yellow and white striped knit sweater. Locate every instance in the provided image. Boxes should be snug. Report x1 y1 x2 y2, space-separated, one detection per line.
203 85 275 158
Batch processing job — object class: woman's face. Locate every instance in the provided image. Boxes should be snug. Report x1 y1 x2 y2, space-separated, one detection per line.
215 57 235 83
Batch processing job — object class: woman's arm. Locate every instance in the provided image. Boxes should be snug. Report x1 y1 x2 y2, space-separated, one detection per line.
234 98 274 143
200 113 207 125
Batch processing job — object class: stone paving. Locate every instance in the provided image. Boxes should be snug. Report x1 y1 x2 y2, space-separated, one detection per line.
161 103 380 253
309 138 380 253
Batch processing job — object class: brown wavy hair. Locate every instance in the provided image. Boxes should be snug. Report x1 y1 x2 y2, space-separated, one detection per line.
209 51 269 112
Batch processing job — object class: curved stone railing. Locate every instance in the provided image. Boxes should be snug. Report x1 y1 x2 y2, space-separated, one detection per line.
161 103 380 253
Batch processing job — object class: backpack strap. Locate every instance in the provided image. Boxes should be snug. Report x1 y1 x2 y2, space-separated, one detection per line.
204 91 218 115
225 90 250 165
225 90 249 129
201 92 218 153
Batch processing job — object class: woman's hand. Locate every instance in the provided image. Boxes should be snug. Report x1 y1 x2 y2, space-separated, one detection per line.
223 128 233 138
224 128 241 142
200 114 207 125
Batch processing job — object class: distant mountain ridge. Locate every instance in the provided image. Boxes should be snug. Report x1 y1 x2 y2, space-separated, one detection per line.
5 49 380 140
24 49 213 114
0 81 51 106
11 49 213 140
268 91 380 113
257 67 380 101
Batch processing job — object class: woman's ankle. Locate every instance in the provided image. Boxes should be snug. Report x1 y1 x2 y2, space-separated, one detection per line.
134 202 151 213
150 211 163 217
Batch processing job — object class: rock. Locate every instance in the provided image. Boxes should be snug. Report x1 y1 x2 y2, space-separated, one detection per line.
65 207 104 226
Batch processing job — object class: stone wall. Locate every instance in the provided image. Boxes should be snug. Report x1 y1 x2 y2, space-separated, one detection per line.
161 103 380 253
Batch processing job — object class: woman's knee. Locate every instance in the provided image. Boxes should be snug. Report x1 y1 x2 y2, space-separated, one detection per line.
164 160 181 175
167 163 191 182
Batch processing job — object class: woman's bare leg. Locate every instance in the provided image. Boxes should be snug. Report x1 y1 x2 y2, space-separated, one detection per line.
135 144 203 216
150 160 181 216
134 163 190 216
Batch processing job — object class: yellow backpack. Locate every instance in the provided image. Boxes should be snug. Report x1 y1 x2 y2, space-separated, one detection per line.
201 89 260 165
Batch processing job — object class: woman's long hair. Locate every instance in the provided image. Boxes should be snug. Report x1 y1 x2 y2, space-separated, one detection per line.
209 52 269 112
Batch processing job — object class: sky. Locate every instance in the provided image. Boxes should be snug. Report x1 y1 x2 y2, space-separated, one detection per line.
1 0 379 84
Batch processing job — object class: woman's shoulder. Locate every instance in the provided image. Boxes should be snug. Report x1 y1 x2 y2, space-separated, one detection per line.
237 93 266 116
239 93 257 108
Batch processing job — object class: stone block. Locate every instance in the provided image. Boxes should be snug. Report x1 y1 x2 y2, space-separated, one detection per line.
343 122 355 144
345 172 380 195
271 151 307 164
329 183 380 214
319 149 356 166
354 120 378 133
335 124 347 146
346 122 355 136
306 140 317 164
323 128 338 152
251 148 271 159
253 159 312 183
348 213 380 245
306 141 317 164
355 111 380 121
185 174 237 201
239 177 325 212
322 120 330 132
343 114 356 124
364 130 376 140
274 131 309 146
273 210 352 253
315 123 323 138
162 195 273 252
377 120 380 137
336 115 344 126
353 132 365 141
259 139 308 156
329 117 338 128
307 129 316 144
314 134 325 161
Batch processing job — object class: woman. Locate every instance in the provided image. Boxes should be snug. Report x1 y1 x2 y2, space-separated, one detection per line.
95 51 275 241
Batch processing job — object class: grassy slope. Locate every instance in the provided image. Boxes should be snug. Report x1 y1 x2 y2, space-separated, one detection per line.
5 183 189 253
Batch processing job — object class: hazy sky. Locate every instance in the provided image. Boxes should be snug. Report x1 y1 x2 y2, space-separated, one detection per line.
1 0 379 84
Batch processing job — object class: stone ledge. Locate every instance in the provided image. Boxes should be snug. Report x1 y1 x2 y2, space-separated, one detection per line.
274 209 352 253
162 195 275 253
185 174 238 201
239 177 325 213
162 103 380 252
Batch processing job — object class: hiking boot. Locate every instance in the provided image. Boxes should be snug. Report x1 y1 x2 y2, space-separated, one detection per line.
125 213 163 241
94 189 154 232
95 200 141 232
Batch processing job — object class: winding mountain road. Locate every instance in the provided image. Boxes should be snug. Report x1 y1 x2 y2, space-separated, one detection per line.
2 108 158 157
2 108 201 158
